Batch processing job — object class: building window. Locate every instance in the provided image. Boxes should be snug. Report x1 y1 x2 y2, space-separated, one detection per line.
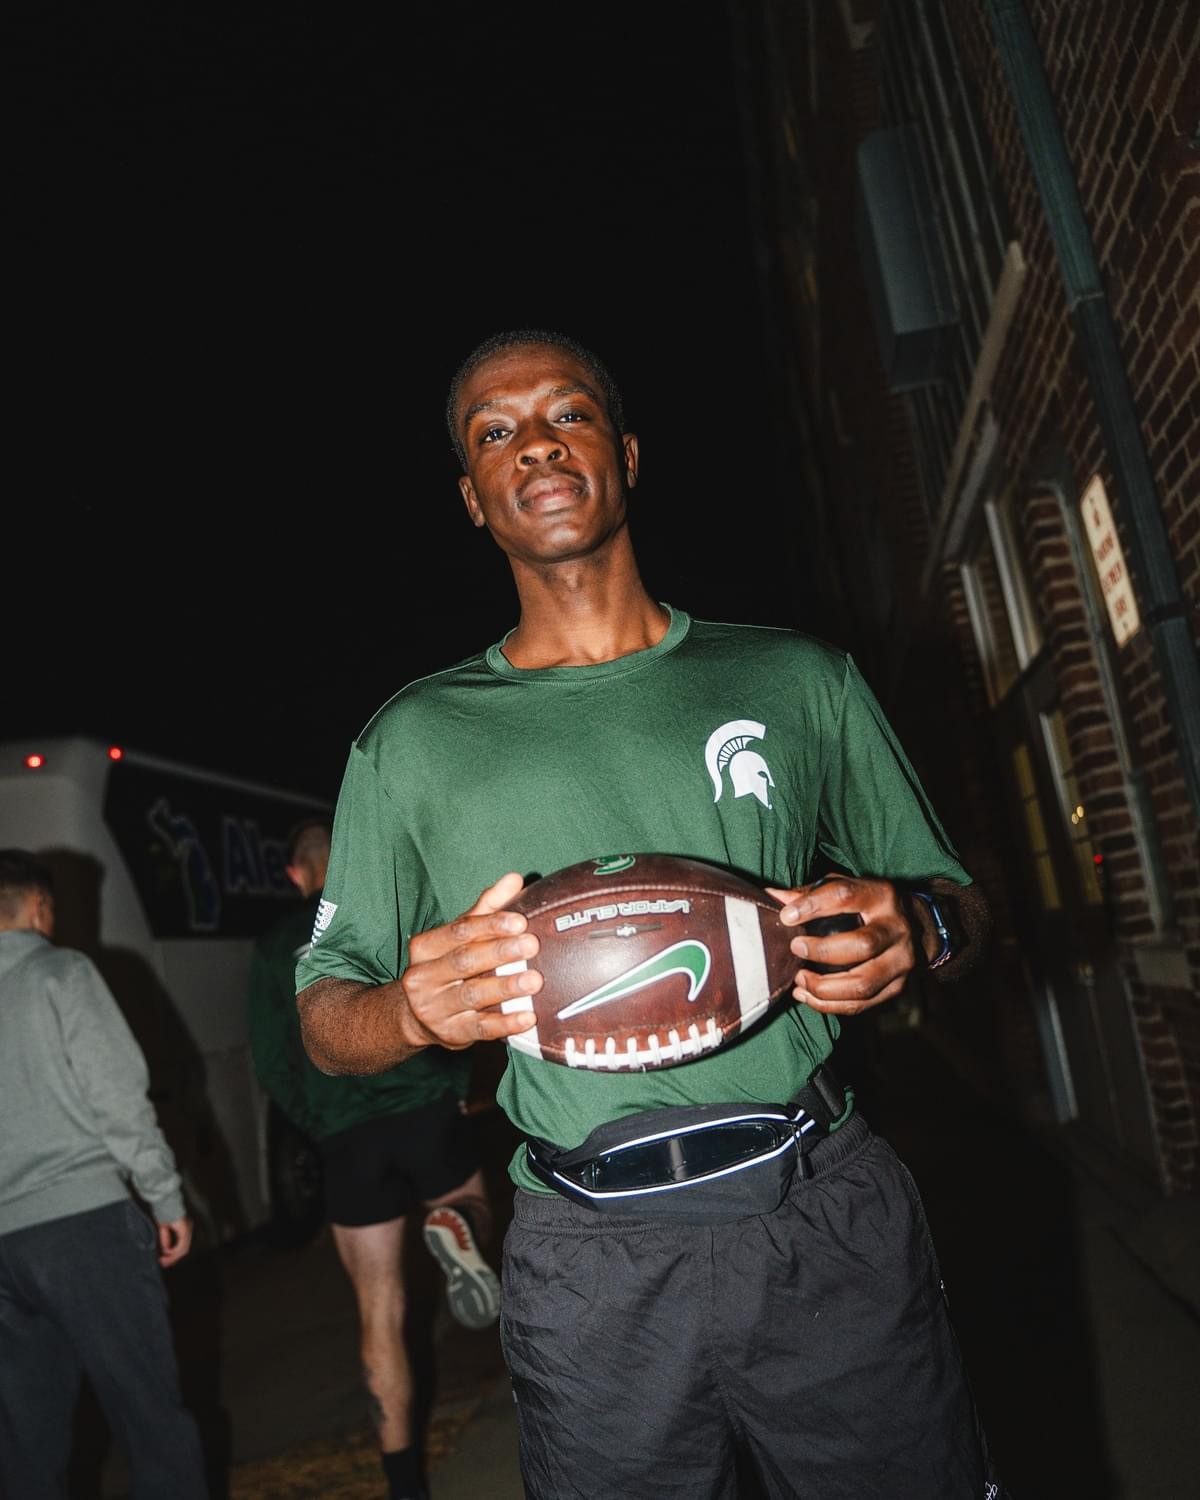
1040 707 1105 906
874 0 1014 518
984 487 1043 667
963 523 1022 704
961 483 1042 704
1012 741 1062 912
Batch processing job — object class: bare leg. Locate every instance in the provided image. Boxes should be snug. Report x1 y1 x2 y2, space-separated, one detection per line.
330 1217 412 1451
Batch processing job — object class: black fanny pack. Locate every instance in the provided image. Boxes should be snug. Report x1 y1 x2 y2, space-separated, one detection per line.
524 1063 849 1225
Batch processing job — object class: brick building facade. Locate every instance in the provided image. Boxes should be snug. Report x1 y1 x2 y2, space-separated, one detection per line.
731 0 1200 1194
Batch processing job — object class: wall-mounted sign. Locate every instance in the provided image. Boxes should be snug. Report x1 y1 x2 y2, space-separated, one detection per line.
1081 474 1141 646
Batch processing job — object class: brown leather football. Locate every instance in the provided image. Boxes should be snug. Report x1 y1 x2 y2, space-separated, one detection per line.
497 852 797 1071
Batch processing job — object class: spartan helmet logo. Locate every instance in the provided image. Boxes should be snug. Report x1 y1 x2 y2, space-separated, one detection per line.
705 719 775 810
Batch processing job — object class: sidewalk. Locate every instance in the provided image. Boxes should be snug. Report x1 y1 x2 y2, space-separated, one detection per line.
426 1373 523 1500
859 1023 1200 1500
1051 1112 1200 1320
222 1366 523 1500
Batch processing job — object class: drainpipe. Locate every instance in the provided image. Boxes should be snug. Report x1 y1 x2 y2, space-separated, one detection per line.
985 0 1200 829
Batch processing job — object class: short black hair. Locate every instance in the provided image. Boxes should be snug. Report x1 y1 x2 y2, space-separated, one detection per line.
445 327 626 469
0 849 55 900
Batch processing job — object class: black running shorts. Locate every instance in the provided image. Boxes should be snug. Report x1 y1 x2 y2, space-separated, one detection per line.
500 1113 1001 1500
318 1096 478 1227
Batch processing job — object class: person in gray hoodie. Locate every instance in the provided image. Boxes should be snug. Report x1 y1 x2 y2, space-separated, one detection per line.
0 848 208 1500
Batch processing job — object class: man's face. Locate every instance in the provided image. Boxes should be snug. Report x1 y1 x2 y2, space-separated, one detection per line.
455 343 638 567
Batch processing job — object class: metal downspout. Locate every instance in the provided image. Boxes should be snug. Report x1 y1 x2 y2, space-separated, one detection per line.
985 0 1200 828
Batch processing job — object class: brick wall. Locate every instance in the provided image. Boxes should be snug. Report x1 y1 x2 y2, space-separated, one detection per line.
773 0 1200 1188
948 0 1200 1190
781 0 1054 1118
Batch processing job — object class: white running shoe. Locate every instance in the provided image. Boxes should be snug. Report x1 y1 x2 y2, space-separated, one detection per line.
421 1206 501 1329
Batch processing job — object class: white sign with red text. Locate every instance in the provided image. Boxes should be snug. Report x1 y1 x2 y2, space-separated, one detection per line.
1081 474 1141 646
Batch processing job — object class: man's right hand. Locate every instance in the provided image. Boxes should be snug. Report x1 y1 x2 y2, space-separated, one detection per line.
398 871 543 1052
297 872 543 1074
157 1216 193 1267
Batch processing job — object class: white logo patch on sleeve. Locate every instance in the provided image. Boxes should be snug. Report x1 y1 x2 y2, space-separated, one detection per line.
312 899 338 944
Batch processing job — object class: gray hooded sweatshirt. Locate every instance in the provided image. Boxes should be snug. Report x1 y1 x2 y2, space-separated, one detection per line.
0 929 185 1235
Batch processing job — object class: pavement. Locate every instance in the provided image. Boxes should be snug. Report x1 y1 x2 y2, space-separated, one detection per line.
83 1024 1200 1500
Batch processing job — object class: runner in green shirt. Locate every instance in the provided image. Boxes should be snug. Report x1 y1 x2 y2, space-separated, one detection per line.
253 817 498 1500
297 330 1006 1500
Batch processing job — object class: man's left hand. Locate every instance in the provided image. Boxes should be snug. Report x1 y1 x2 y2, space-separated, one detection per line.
765 875 915 1016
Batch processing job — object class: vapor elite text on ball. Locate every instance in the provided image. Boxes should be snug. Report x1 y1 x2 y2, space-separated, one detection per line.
495 853 803 1071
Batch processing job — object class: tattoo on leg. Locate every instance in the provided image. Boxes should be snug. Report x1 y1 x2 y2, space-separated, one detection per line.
362 1363 386 1431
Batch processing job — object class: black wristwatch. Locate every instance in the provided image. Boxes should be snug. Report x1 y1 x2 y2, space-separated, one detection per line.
910 889 953 970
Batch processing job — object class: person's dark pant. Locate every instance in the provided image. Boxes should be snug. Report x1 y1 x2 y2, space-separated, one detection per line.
501 1113 1002 1500
0 1199 207 1500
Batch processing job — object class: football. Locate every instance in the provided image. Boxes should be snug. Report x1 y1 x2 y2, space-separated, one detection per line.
496 852 798 1071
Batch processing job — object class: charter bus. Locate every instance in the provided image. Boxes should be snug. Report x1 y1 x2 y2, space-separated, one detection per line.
0 735 333 1247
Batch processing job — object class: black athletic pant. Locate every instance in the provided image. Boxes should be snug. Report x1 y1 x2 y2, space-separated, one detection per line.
501 1113 1002 1500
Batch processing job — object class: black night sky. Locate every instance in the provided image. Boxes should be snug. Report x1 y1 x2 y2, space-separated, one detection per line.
10 3 808 800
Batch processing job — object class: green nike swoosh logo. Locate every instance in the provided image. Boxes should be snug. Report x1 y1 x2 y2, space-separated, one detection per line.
556 940 712 1021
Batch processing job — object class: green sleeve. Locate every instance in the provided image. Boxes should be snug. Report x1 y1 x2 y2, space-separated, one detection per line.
816 657 970 884
296 742 420 992
246 942 314 1132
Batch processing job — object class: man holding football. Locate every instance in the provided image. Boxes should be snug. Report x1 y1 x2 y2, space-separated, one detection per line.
297 328 1005 1499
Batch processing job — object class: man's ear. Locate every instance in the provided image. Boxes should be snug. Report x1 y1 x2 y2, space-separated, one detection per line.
459 475 486 528
30 890 54 938
623 433 639 490
284 863 305 895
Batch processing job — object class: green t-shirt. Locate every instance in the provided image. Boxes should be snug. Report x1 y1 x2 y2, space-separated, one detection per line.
250 894 469 1140
295 608 969 1188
